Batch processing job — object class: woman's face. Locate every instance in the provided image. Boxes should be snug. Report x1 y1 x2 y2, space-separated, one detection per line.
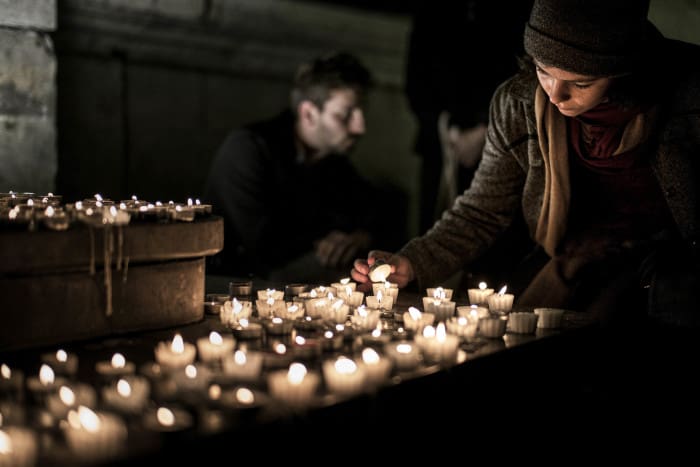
534 60 613 117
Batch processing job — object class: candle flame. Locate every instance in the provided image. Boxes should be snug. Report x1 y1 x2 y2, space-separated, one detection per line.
324 330 334 338
45 205 55 217
266 297 275 305
334 356 357 374
335 323 345 332
117 379 132 397
208 384 221 400
111 353 126 368
209 331 223 345
310 289 318 298
68 406 100 432
171 334 185 354
274 343 287 355
0 430 12 454
39 364 55 385
234 350 247 365
236 387 255 405
356 305 368 317
376 289 383 302
1 364 10 379
340 277 350 285
185 364 197 379
458 316 468 325
436 322 447 342
239 318 249 327
422 325 436 338
433 287 446 300
156 407 175 427
396 343 413 354
287 363 307 385
479 281 487 291
408 306 421 320
295 335 306 345
56 349 68 362
498 285 508 295
59 386 76 406
232 298 242 313
362 347 380 364
272 317 283 324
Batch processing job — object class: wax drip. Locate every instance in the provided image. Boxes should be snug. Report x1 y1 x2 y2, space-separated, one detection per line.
88 226 96 275
104 226 114 317
116 225 123 271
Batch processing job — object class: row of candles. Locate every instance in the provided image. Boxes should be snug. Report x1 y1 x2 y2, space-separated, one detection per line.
0 278 565 465
0 192 212 231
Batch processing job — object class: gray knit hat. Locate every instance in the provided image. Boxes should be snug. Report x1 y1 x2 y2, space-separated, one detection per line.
523 0 660 76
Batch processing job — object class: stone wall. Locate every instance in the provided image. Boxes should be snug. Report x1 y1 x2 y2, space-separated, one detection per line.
0 0 56 195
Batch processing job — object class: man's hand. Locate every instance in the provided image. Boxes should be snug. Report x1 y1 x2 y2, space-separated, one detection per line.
351 250 415 292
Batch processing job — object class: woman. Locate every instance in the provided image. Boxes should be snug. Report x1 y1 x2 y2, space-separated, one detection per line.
352 0 699 329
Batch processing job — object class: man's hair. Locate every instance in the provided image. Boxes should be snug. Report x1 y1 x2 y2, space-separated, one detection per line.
290 51 372 112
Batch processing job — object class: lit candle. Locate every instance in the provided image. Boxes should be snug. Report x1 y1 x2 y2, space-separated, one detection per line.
267 362 320 406
426 286 453 301
214 386 268 411
365 289 394 312
445 315 479 340
196 331 235 363
143 405 193 432
360 322 392 349
262 316 294 336
413 323 460 365
101 375 151 416
0 426 38 467
372 281 399 302
368 259 392 283
385 341 421 371
262 342 293 370
220 298 253 327
255 297 286 318
46 383 97 420
322 299 349 324
350 305 381 333
257 288 284 301
279 302 305 321
487 285 515 314
61 406 127 462
402 306 435 333
220 350 264 382
337 287 364 308
321 356 367 397
0 363 24 401
154 333 197 370
467 281 494 306
457 304 490 320
330 278 356 293
40 349 78 377
232 318 263 340
95 352 136 379
26 364 66 403
421 296 456 322
292 335 321 361
360 347 393 387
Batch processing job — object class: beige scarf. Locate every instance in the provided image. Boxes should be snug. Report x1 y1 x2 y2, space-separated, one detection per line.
533 85 653 257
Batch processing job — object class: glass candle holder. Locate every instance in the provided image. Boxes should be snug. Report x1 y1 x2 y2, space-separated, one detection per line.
229 280 253 299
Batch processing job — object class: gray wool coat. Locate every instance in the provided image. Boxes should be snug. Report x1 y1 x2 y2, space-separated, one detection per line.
399 39 700 292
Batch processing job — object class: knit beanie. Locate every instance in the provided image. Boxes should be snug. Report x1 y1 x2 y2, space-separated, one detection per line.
523 0 660 76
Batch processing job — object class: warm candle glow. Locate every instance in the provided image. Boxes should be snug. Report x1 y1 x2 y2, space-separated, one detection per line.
274 343 287 355
156 407 175 427
479 282 487 291
39 364 55 385
287 363 307 385
234 350 247 365
184 364 197 379
68 406 100 432
295 335 306 345
235 387 255 405
116 379 131 397
376 290 383 302
362 347 380 364
56 350 68 362
408 306 421 320
333 357 357 375
433 287 446 300
422 325 436 338
208 384 221 400
396 343 413 354
436 322 447 342
0 430 11 455
209 331 223 346
324 330 334 338
340 277 350 285
1 364 10 379
59 386 76 406
171 334 184 354
498 285 507 295
111 353 126 369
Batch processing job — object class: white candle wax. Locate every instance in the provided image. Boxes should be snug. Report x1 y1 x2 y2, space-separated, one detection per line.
402 306 435 332
101 375 151 416
360 347 393 387
413 323 460 365
421 297 456 322
467 281 494 306
61 406 127 462
507 312 539 334
196 331 235 363
154 334 196 370
385 341 421 371
95 352 136 379
487 286 515 314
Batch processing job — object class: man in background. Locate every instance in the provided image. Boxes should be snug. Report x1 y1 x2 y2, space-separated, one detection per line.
204 51 401 283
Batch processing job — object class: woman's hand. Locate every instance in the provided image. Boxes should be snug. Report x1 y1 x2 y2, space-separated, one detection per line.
351 250 415 292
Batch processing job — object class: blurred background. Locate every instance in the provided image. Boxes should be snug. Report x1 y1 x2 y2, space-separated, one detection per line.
1 0 699 241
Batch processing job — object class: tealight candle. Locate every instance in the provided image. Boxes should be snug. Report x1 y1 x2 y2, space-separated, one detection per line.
479 315 508 338
46 383 97 420
534 307 565 329
507 312 539 334
445 315 479 340
337 287 364 308
143 405 193 432
360 347 393 387
257 288 284 301
368 259 392 283
196 331 236 363
220 298 253 327
262 317 294 336
278 302 305 321
172 363 211 396
487 285 515 314
413 323 460 365
267 362 320 406
467 281 495 306
322 356 367 397
421 296 456 322
220 350 264 382
365 289 394 311
61 406 127 462
322 299 349 324
40 349 78 377
95 352 136 379
457 304 490 320
232 318 263 340
372 281 399 302
262 342 293 370
385 341 421 371
101 375 151 416
229 280 253 299
292 335 321 361
0 426 38 467
255 297 286 318
360 323 392 349
26 364 67 403
350 305 381 333
284 283 309 299
320 329 344 352
402 306 435 332
426 286 453 301
154 333 197 370
0 363 24 401
214 386 268 411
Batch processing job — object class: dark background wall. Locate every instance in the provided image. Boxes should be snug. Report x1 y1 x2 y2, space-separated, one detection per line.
1 0 699 240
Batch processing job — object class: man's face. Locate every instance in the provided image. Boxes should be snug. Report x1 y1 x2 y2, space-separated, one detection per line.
308 88 366 156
